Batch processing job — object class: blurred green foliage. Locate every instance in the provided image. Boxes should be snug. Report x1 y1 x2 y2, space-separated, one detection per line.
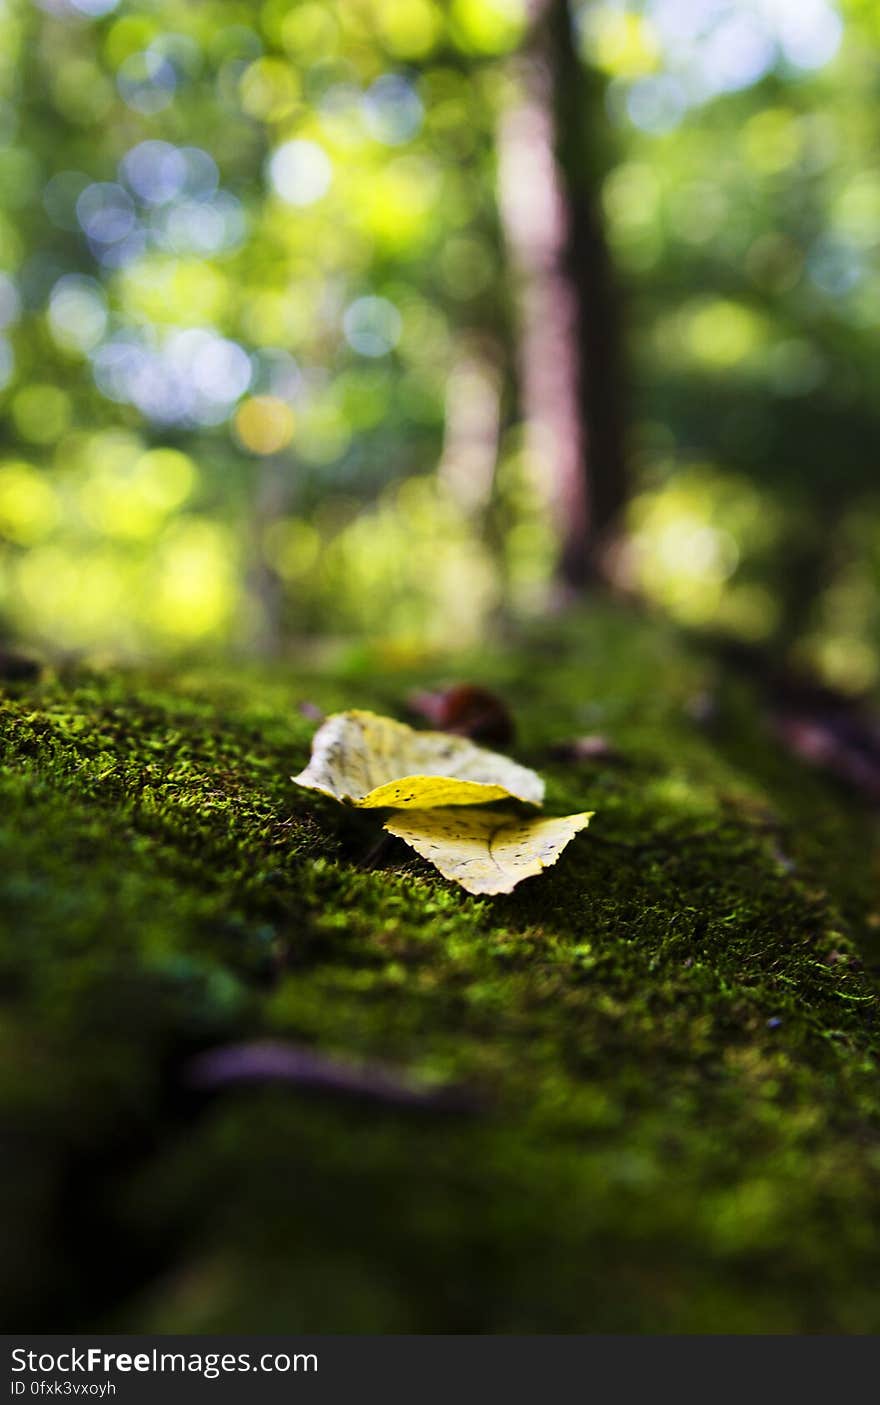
0 0 878 686
594 0 880 692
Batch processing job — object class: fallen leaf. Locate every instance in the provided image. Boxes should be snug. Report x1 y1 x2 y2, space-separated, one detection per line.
408 684 514 745
294 709 544 809
384 807 593 895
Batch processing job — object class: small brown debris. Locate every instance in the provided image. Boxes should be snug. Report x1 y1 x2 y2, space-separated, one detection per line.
0 649 41 682
549 734 622 764
408 684 515 746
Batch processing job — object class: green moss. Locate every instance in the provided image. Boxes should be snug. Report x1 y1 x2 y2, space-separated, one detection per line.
2 605 880 1332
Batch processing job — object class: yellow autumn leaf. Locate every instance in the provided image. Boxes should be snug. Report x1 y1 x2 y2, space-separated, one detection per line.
384 807 594 895
293 709 545 808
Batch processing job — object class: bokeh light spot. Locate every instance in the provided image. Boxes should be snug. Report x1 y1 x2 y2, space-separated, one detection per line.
363 75 424 146
685 299 765 369
150 519 236 639
76 182 136 245
450 0 525 56
240 58 300 121
742 108 802 175
343 296 402 357
373 0 442 58
134 448 198 511
263 517 320 579
280 5 339 61
11 386 71 445
69 0 120 16
0 462 60 545
48 274 108 354
234 396 296 455
267 139 332 206
117 49 178 115
120 140 188 205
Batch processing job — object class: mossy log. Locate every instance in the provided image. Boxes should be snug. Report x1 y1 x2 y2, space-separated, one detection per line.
2 607 879 1332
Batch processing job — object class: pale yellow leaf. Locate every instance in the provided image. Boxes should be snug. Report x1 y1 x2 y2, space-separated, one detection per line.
384 807 594 895
293 709 544 808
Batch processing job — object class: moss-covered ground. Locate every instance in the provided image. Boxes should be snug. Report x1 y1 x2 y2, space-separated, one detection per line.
2 605 880 1333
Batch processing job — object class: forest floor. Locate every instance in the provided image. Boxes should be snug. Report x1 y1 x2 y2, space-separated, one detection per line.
2 603 880 1333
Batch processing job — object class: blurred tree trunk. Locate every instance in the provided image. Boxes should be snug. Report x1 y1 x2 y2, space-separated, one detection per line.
498 0 627 592
245 457 289 657
437 333 503 518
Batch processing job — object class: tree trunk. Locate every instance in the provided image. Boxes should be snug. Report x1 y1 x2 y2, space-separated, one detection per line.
498 0 627 592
